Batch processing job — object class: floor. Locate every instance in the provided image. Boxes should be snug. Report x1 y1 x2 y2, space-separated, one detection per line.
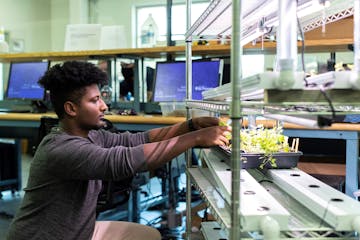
0 153 204 240
0 153 30 239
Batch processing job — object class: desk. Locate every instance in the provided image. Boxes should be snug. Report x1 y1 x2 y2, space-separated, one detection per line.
1 113 359 198
0 113 185 137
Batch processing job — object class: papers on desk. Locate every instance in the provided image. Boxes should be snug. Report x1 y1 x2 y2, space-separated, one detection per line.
100 26 127 50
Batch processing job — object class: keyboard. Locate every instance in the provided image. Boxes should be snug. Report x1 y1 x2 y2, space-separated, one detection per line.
0 100 33 113
0 107 32 113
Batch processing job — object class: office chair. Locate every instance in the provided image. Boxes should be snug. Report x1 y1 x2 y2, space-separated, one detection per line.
35 116 134 218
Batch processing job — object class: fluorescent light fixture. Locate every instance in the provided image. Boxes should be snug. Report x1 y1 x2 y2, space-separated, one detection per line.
306 71 353 89
202 71 305 101
264 114 320 128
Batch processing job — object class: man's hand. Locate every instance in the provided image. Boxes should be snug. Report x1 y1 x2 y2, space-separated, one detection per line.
191 117 220 130
193 125 231 147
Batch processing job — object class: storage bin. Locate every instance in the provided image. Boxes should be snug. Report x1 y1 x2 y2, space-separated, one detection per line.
159 102 186 117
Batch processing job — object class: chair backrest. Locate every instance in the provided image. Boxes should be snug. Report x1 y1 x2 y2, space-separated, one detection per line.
38 117 59 138
33 117 59 154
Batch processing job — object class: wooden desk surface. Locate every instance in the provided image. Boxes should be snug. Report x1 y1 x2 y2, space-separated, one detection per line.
0 112 186 125
254 119 360 131
1 112 359 131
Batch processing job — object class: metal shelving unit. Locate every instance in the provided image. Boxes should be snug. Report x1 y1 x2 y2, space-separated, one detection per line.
184 0 360 239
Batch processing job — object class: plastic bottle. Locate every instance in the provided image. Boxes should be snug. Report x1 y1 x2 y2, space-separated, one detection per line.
140 14 158 48
100 85 113 110
0 26 9 53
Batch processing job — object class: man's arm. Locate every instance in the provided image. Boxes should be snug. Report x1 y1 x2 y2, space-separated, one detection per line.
147 117 220 142
144 125 230 170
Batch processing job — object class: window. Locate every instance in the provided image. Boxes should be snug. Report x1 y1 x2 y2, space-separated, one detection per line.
136 2 209 47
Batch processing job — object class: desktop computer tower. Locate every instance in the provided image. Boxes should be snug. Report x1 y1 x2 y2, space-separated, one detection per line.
0 140 21 194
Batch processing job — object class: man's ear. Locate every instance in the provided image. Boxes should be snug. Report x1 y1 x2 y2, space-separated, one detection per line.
64 101 77 117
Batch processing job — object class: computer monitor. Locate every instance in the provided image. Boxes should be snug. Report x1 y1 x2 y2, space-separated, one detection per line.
5 61 49 100
152 59 222 102
153 61 186 102
192 60 223 100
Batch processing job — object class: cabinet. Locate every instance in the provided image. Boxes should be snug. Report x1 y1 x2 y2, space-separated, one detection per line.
184 0 360 239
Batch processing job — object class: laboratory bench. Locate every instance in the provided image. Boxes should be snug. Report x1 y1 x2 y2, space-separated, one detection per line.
0 112 185 137
0 112 359 197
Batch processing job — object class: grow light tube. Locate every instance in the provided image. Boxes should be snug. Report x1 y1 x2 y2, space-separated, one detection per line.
264 114 320 128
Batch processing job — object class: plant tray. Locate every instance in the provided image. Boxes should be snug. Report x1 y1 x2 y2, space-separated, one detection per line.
214 146 302 169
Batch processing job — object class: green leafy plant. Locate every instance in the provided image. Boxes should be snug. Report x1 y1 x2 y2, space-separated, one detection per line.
219 120 291 169
240 126 290 168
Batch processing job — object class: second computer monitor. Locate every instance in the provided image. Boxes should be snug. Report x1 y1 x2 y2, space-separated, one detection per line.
152 59 222 102
5 61 49 100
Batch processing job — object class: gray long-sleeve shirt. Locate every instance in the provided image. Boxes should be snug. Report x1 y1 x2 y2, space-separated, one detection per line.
7 127 149 240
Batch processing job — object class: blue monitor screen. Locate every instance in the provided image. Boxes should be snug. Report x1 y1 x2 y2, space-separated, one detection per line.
153 59 222 102
6 61 49 100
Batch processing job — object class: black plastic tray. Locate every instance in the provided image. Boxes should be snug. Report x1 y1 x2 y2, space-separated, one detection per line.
214 146 302 169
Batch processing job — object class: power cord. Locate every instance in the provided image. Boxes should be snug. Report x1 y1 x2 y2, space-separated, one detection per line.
296 3 336 125
317 84 337 127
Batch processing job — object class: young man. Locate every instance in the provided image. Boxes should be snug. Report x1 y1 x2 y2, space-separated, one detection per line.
6 61 230 240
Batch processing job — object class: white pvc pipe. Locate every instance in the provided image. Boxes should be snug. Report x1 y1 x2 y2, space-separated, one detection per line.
264 114 319 129
275 0 297 89
352 216 360 233
260 216 280 240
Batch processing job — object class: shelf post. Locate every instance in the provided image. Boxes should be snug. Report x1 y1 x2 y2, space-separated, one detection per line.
230 0 242 239
185 0 193 239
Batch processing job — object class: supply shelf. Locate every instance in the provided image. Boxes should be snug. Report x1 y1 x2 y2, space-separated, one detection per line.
199 71 360 115
186 99 360 116
186 148 360 239
184 0 360 239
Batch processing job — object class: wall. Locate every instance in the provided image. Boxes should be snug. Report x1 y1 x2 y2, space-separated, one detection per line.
0 0 93 52
50 0 70 51
0 0 53 98
1 0 207 51
0 0 51 52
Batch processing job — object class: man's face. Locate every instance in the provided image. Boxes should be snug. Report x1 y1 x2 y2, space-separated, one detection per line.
75 84 108 130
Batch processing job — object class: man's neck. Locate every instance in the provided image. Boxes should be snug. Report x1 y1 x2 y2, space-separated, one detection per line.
59 121 89 138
